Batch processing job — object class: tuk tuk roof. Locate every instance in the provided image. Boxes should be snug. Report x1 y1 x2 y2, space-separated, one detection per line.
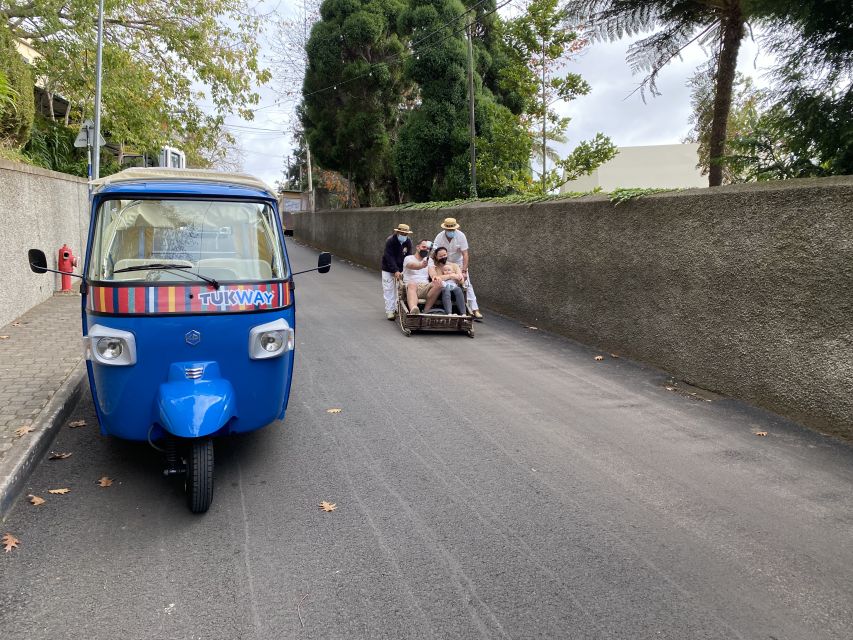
92 168 278 200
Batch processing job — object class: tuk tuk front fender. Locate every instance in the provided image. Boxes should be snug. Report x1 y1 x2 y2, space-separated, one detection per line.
157 362 236 439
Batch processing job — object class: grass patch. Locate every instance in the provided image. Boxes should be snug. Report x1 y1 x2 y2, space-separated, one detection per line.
0 146 33 165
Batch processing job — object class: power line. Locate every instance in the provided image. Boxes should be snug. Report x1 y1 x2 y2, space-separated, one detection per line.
223 123 287 133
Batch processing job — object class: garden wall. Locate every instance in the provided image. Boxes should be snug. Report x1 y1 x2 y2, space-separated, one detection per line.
0 159 89 328
293 176 853 438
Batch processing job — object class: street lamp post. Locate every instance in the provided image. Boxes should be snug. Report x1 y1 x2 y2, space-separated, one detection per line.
92 0 105 180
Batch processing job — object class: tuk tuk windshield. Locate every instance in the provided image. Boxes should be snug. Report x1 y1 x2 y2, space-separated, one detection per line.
88 199 287 283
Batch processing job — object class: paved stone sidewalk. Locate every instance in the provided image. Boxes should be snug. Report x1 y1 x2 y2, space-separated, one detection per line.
0 293 86 517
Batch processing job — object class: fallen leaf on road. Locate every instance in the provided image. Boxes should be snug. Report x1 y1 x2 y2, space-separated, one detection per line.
594 355 604 361
49 452 72 460
326 408 342 414
97 476 113 487
755 431 768 437
28 495 46 506
48 488 71 495
0 335 9 340
2 533 20 552
14 426 34 438
319 501 337 512
68 419 86 428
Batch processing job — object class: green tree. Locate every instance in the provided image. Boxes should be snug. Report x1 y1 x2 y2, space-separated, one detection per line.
746 0 853 178
568 0 755 187
1 0 269 164
394 0 532 201
0 25 34 148
684 66 763 183
725 91 853 181
393 0 474 201
302 0 408 206
507 0 616 193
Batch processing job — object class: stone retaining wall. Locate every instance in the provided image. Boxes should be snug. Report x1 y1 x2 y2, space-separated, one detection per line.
0 159 89 328
293 176 853 438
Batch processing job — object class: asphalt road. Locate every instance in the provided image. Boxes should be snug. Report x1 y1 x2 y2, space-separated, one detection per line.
2 239 852 640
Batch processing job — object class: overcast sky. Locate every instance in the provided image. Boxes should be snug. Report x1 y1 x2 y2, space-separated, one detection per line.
223 2 777 187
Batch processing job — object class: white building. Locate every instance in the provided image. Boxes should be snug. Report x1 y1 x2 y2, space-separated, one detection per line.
560 143 707 193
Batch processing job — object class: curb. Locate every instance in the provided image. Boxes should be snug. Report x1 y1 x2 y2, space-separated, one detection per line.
0 360 87 521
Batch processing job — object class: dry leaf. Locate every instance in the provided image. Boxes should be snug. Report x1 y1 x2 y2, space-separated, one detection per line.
326 408 342 414
755 431 768 437
319 501 337 512
97 476 113 487
2 533 20 552
49 452 72 460
68 419 87 428
28 495 46 506
0 335 9 340
14 426 34 438
48 488 71 495
594 355 604 361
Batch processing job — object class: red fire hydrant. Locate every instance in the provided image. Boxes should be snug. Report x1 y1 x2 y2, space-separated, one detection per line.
58 244 79 291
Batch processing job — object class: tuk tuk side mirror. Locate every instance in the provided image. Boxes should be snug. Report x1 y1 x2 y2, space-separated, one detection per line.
318 252 332 274
28 249 48 274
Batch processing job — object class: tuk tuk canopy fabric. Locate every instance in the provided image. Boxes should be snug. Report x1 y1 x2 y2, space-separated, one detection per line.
91 168 278 200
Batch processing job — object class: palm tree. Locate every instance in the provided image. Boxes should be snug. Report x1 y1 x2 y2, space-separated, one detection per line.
568 1 748 187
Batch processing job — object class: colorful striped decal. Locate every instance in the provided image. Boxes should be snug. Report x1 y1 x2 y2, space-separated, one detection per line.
87 282 290 315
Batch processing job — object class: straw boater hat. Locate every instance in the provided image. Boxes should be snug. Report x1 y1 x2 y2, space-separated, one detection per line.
440 217 460 230
393 223 413 235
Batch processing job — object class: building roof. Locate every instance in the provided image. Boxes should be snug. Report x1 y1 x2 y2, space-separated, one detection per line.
92 168 278 199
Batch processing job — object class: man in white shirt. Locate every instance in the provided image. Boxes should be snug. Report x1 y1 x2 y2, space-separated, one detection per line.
403 239 442 315
432 217 483 320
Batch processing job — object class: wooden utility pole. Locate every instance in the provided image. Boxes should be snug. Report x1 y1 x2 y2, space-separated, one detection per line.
306 142 314 212
466 14 477 198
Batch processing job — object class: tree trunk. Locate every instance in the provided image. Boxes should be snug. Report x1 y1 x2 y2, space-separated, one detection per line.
708 5 744 187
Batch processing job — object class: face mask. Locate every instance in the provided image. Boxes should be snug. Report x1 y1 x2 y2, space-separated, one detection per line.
445 230 456 239
436 257 447 265
397 234 407 243
418 249 429 258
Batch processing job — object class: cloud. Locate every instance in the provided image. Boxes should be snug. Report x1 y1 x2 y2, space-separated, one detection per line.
553 34 776 154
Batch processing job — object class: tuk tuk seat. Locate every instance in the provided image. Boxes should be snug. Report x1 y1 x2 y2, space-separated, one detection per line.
197 258 272 280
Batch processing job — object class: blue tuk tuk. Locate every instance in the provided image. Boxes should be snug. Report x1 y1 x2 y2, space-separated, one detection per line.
28 168 330 512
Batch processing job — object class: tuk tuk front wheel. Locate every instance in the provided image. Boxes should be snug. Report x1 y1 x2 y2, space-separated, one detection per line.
186 439 214 513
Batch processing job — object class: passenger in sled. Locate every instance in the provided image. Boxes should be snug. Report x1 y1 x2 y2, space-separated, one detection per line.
395 241 475 337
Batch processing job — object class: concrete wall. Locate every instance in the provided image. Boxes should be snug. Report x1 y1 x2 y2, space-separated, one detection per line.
0 159 89 328
293 176 853 438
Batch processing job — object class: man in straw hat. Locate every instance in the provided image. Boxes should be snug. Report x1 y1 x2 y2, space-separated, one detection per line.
381 223 414 320
432 217 483 320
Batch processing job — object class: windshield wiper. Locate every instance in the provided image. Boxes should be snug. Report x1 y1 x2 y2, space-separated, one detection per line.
112 263 220 289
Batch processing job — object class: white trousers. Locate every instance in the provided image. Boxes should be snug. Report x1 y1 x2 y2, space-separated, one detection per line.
381 271 397 313
464 273 478 310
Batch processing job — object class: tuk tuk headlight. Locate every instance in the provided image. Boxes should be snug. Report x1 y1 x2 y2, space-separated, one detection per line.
249 318 294 360
260 332 283 352
85 325 137 366
96 337 123 359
